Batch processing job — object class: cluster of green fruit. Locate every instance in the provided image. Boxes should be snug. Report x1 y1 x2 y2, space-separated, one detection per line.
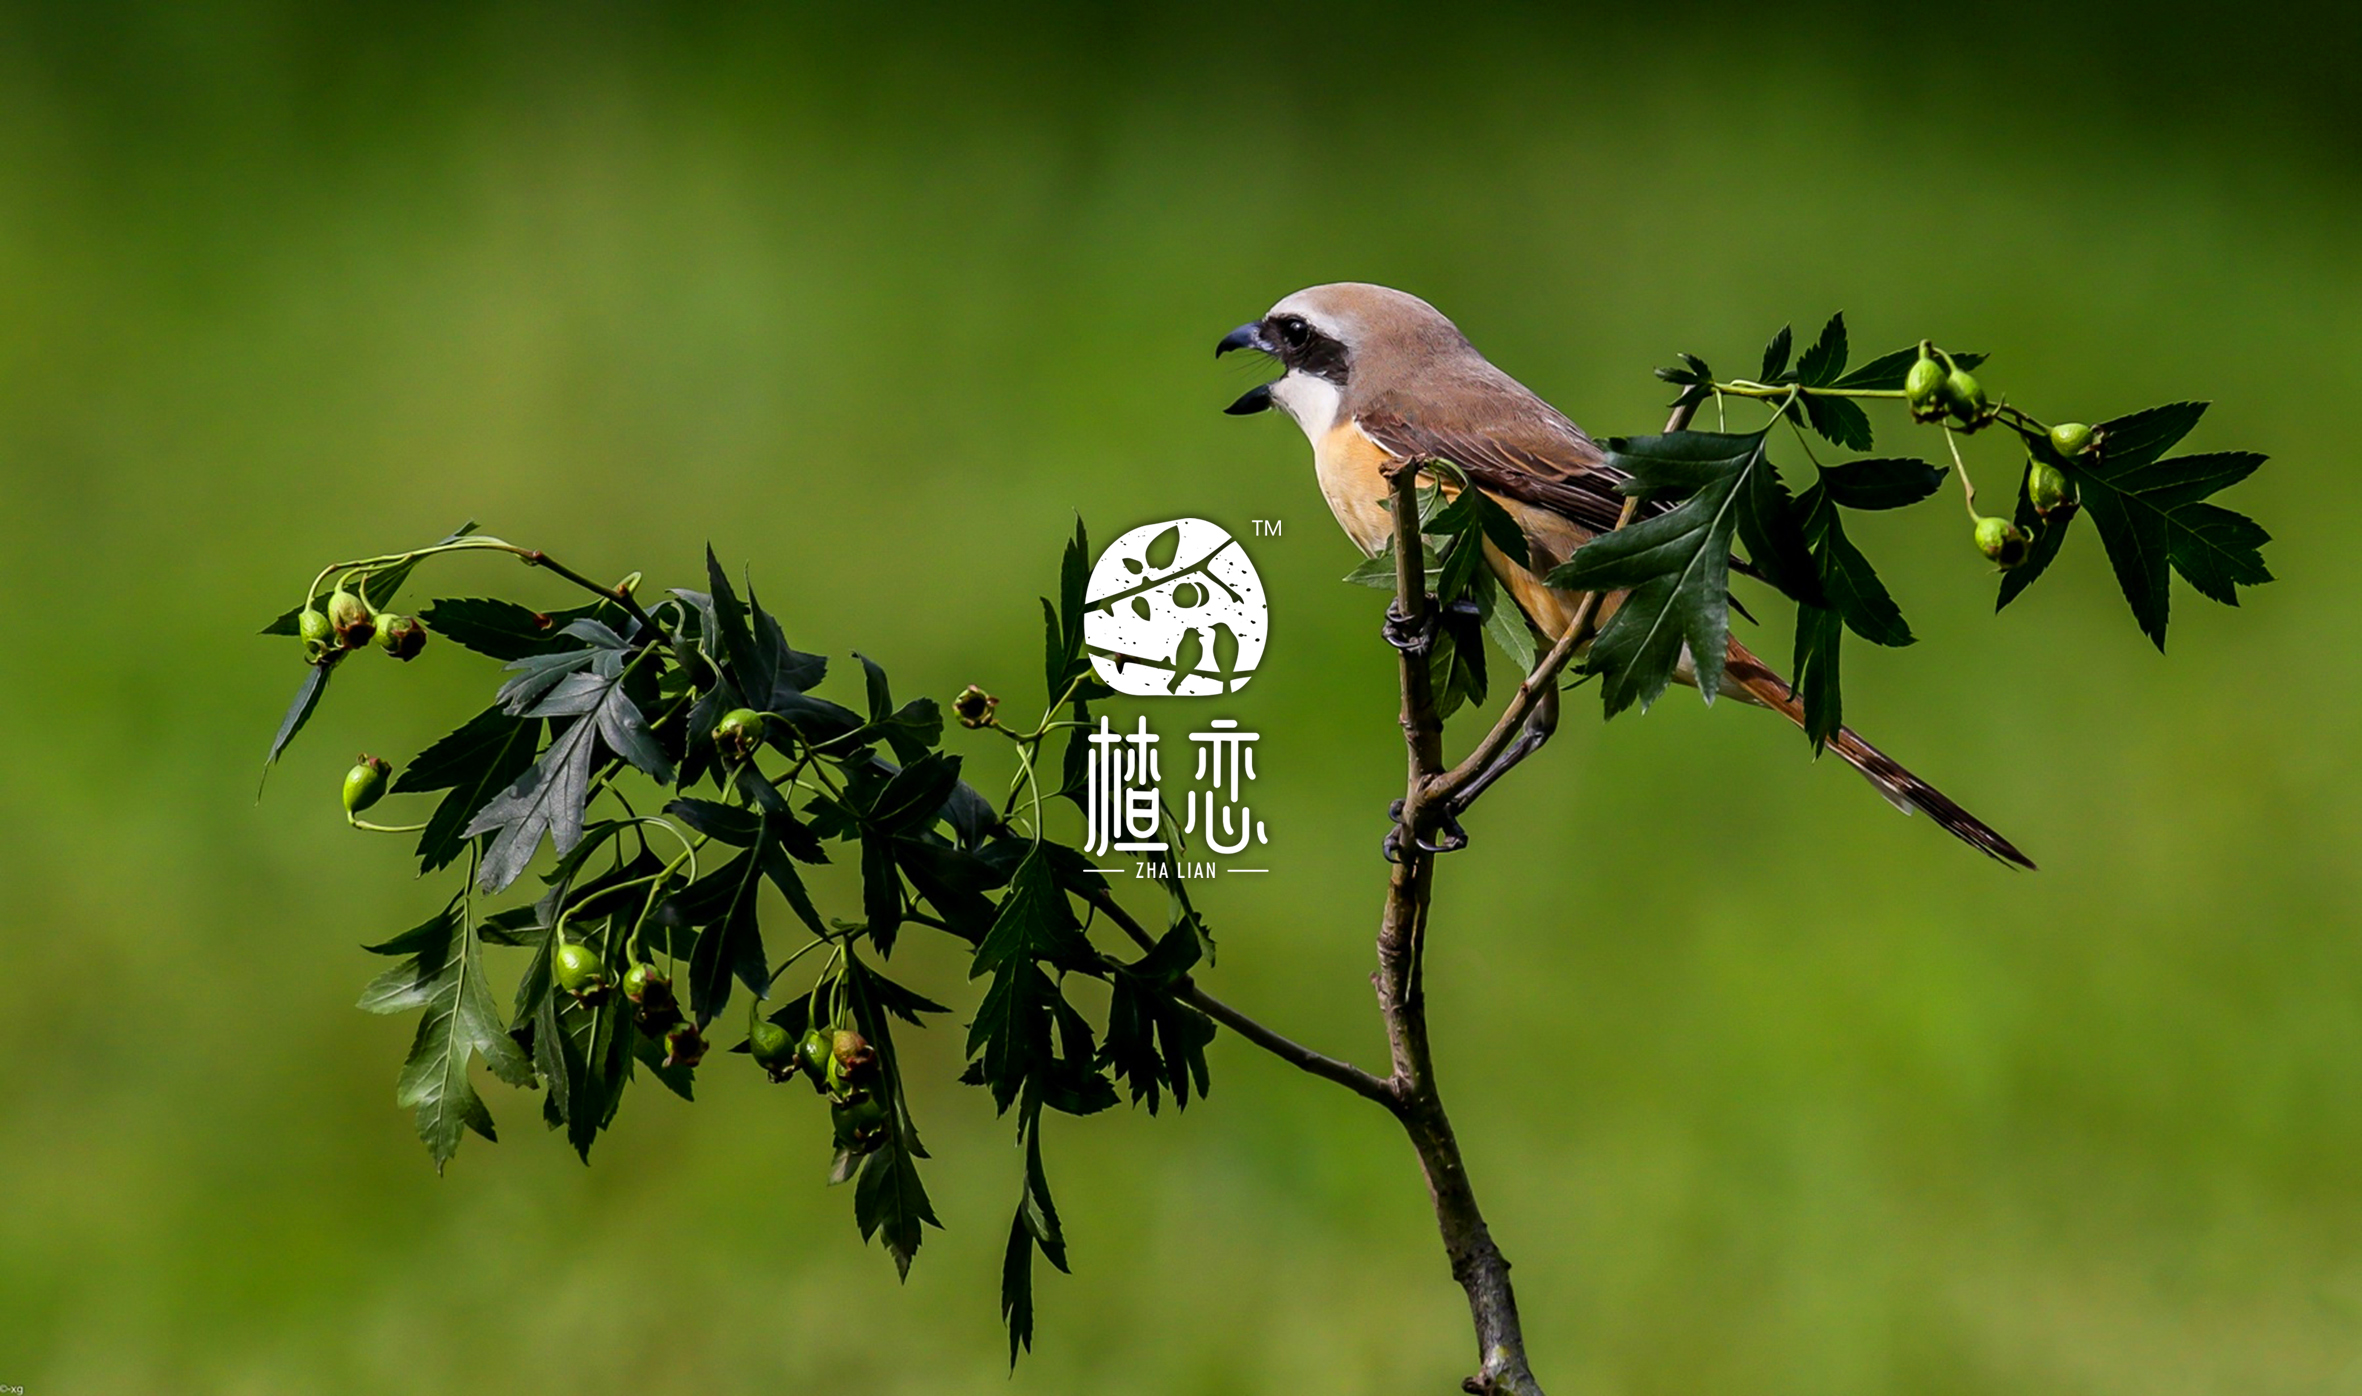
297 584 426 664
552 944 711 1069
1901 343 2095 570
750 1018 892 1156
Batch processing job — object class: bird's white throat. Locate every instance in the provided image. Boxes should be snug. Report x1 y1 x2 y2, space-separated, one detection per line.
1269 370 1341 443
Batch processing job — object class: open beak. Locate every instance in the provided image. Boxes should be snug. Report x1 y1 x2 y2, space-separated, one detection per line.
1217 321 1276 415
1215 321 1273 358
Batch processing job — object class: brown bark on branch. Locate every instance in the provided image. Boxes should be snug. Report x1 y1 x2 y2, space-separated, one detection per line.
1372 400 1696 1394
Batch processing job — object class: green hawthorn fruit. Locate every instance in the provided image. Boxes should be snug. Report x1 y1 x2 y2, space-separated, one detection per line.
327 588 375 648
797 1028 833 1087
1904 353 1947 419
2027 460 2072 516
712 708 765 760
664 1021 707 1070
342 755 391 814
621 961 671 1005
749 1020 797 1081
375 613 426 661
2049 421 2096 458
1973 515 2030 568
831 1028 878 1085
832 1093 890 1153
1944 367 1988 424
554 941 607 1000
298 608 334 650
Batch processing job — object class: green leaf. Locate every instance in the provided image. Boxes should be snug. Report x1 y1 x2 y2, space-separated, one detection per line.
2067 403 2272 647
1790 482 1917 750
1760 324 1793 381
1102 921 1218 1115
1801 393 1874 452
532 936 633 1163
1818 457 1945 510
1482 579 1540 678
261 661 331 777
1002 1202 1037 1364
1791 603 1843 753
861 833 905 957
1547 430 1808 714
1996 486 2075 612
973 851 1093 978
393 707 544 874
703 548 826 711
465 652 667 893
387 903 534 1170
663 839 771 1025
417 597 604 661
1795 313 1848 386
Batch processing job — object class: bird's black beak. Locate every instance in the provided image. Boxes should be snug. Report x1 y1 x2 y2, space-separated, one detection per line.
1224 383 1272 415
1215 321 1272 358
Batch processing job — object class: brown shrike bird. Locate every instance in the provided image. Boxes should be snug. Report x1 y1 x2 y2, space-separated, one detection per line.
1218 282 2032 868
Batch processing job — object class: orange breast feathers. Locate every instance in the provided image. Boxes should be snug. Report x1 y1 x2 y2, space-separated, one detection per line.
1312 419 1600 642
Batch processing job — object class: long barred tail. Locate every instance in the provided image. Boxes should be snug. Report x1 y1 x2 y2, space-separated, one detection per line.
1723 640 2036 870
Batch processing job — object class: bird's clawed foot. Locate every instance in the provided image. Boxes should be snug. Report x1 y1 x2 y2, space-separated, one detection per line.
1382 599 1441 657
1382 797 1468 862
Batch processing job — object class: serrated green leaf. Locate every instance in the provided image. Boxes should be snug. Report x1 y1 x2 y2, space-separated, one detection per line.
1802 393 1874 452
1791 603 1843 753
663 839 770 1025
1819 457 1945 510
1760 324 1793 381
1796 313 1848 387
416 597 602 661
261 661 332 777
2066 402 2271 647
390 904 533 1170
1548 430 1804 714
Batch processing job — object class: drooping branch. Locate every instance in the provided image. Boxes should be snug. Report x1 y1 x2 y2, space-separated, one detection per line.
1082 888 1397 1109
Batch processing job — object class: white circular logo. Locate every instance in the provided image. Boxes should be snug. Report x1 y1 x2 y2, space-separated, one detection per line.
1083 518 1268 697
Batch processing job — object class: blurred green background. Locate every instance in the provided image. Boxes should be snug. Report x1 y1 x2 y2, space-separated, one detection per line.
4 3 2358 1391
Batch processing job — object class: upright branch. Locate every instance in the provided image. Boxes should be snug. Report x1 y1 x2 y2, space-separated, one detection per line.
1374 399 1696 1395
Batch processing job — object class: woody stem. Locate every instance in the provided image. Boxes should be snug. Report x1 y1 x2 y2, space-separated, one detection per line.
1376 398 1700 1395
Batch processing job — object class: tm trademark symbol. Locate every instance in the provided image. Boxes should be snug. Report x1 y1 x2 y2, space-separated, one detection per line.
1252 519 1283 537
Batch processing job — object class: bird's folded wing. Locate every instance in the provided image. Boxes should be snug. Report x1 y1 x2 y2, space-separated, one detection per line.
1353 409 1643 538
1354 407 1759 593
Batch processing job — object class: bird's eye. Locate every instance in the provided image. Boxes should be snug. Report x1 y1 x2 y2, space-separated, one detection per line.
1275 316 1310 349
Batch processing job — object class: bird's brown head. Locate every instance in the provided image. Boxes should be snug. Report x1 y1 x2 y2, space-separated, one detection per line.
1215 283 1472 437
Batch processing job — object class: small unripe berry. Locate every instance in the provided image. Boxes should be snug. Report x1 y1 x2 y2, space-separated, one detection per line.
327 588 375 648
2048 421 2096 458
554 942 607 1001
749 1020 797 1081
2027 460 2072 516
1904 354 1947 420
622 962 671 1006
375 613 427 661
663 1021 707 1070
1973 515 2030 568
797 1028 833 1089
712 708 765 760
832 1092 890 1153
831 1028 878 1086
342 755 391 814
298 608 334 649
1944 368 1988 425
